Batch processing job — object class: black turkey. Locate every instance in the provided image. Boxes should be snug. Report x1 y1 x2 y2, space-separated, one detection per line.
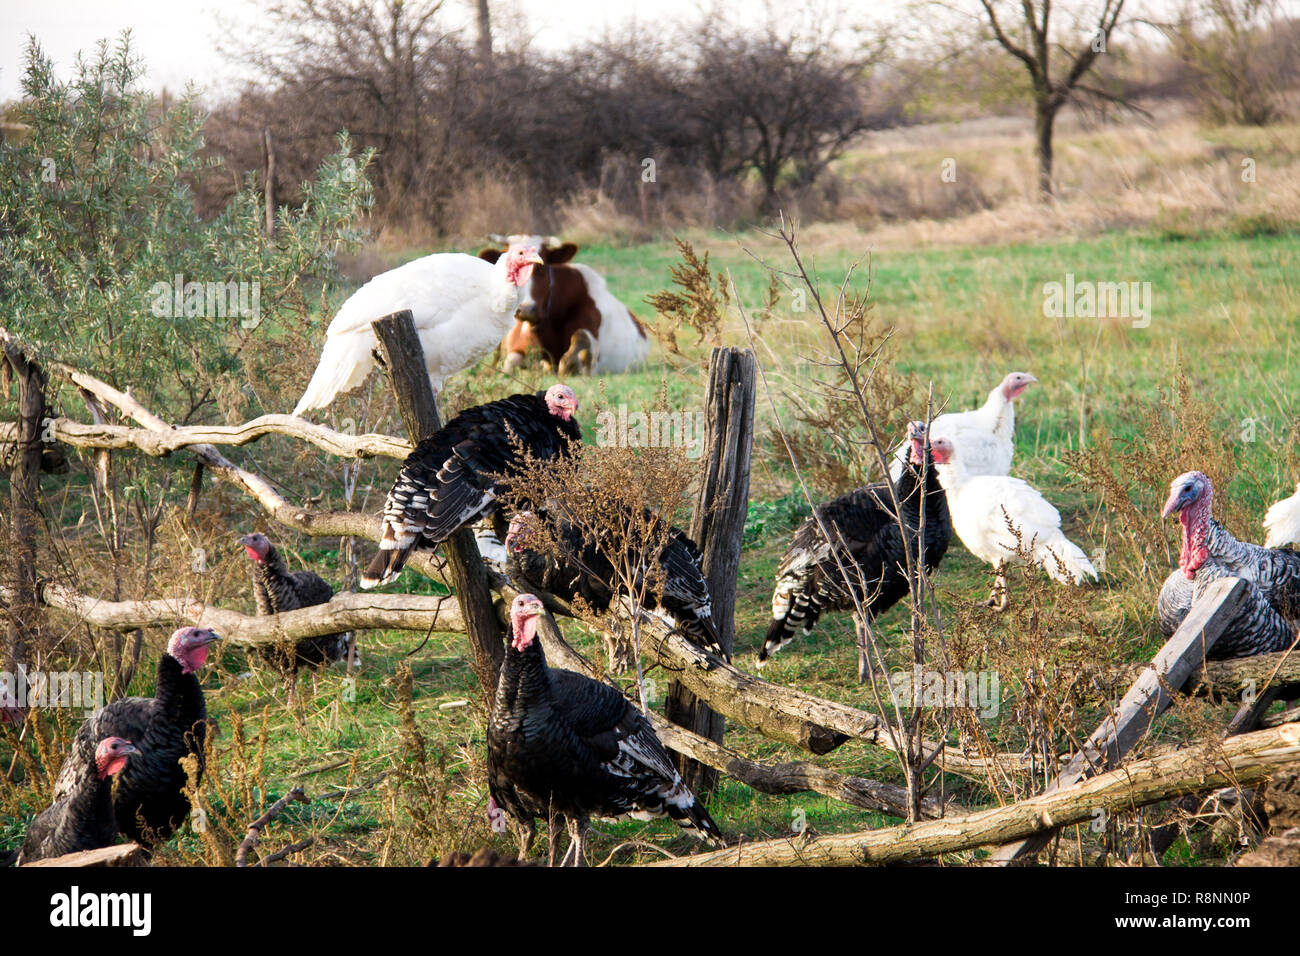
17 736 137 864
362 384 581 588
505 506 725 659
1158 471 1298 658
53 627 219 847
239 532 354 671
487 594 722 866
760 421 951 670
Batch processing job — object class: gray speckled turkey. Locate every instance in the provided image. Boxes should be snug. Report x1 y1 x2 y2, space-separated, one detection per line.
239 532 353 671
1157 471 1298 658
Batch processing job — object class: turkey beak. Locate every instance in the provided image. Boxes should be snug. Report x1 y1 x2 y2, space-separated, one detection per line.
1160 489 1184 519
526 252 544 266
199 632 223 646
119 743 140 757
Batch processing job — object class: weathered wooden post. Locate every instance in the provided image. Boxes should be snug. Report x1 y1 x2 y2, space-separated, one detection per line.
371 310 505 698
664 347 756 794
1 335 45 676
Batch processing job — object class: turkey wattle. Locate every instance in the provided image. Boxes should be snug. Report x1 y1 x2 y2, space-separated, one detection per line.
362 385 581 588
52 627 219 847
17 737 138 865
239 532 354 671
486 594 722 866
762 421 951 670
890 371 1036 481
930 435 1095 609
292 243 544 416
505 506 725 660
1157 471 1299 658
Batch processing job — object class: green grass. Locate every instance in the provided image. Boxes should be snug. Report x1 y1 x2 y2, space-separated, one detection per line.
5 223 1299 866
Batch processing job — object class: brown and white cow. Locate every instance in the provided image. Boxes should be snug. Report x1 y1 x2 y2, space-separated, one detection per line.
478 235 650 376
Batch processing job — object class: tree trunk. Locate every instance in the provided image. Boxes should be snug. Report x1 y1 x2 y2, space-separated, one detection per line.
263 128 276 239
665 348 756 794
476 0 493 63
1034 97 1058 199
370 310 504 699
1 340 45 675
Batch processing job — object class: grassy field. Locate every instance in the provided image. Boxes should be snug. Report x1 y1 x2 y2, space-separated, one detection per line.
5 119 1300 866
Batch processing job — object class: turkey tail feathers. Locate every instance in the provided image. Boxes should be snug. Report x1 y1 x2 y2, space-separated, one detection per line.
293 332 374 416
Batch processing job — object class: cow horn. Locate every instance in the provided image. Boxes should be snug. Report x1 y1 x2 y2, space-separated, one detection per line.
542 235 563 248
486 233 510 244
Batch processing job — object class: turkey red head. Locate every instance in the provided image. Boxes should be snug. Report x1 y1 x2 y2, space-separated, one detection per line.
907 421 928 466
1162 471 1213 578
503 243 544 288
1000 372 1037 401
505 512 536 554
95 737 139 780
544 384 579 421
238 532 271 563
929 436 955 466
510 593 546 651
167 626 222 674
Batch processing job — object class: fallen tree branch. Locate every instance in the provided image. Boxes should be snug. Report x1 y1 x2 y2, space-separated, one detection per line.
988 576 1245 864
0 582 464 645
39 361 449 587
493 570 1032 774
0 415 410 461
236 785 308 867
648 722 1300 866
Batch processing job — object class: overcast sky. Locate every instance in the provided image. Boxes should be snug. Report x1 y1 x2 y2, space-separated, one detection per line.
0 0 790 101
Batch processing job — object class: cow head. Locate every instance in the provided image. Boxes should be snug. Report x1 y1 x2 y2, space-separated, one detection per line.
477 234 579 324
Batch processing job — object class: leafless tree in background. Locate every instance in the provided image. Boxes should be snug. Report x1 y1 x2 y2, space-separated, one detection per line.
961 0 1130 198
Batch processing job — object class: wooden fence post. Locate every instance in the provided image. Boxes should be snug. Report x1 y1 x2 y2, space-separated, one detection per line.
370 310 504 699
664 347 756 794
1 338 45 675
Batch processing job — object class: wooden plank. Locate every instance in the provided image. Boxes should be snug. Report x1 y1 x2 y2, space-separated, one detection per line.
370 310 505 697
988 576 1250 864
21 843 145 867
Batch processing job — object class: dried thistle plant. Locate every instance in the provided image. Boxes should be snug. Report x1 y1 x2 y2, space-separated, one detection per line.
643 238 730 358
495 416 696 701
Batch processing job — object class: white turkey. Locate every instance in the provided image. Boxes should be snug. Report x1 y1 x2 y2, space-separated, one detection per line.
292 242 544 415
930 435 1095 608
505 506 725 659
760 421 951 673
1264 480 1300 548
361 385 581 588
487 593 722 866
52 627 219 848
1158 470 1299 658
17 736 138 865
890 371 1036 481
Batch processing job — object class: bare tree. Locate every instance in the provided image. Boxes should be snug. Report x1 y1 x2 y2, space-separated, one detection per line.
969 0 1129 198
1159 0 1296 125
684 26 883 213
476 0 493 62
